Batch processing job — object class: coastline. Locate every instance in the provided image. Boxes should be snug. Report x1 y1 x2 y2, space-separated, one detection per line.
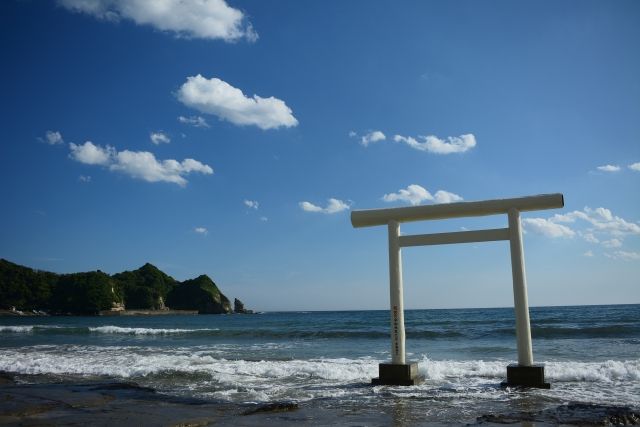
98 309 199 316
1 372 638 426
0 309 200 317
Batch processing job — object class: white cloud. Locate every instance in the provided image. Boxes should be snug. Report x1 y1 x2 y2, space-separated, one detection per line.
299 198 350 214
614 250 640 261
521 218 576 238
244 200 259 209
360 131 386 147
381 185 463 206
629 162 640 171
602 238 623 248
393 134 476 154
348 131 357 138
259 216 268 222
41 130 64 145
382 184 432 206
150 131 171 145
58 0 257 42
69 141 114 165
549 207 639 237
177 75 298 130
596 164 621 172
583 250 594 257
525 205 640 262
178 115 210 128
194 227 208 235
583 207 640 235
68 141 213 186
434 190 463 204
78 175 92 183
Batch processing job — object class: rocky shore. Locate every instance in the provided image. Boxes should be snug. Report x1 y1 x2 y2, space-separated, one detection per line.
1 372 638 426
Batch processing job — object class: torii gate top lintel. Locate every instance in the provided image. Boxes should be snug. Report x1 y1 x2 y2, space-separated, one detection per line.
351 193 564 228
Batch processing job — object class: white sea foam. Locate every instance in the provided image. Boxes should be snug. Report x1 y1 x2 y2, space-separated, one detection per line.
0 326 34 333
88 326 218 335
0 346 637 405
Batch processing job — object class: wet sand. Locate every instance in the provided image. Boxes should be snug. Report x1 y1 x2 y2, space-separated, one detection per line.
1 373 638 426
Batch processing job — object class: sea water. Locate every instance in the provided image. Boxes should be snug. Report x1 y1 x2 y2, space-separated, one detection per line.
1 304 638 422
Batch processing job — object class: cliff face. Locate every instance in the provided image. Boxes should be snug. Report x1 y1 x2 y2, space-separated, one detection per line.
166 275 232 314
0 259 236 315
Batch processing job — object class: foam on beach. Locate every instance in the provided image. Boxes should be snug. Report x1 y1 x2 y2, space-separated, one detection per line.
0 325 219 335
1 345 638 405
0 326 34 333
88 326 219 335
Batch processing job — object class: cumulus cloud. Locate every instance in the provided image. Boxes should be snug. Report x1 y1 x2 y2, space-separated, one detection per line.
393 134 476 154
69 141 114 165
58 0 257 42
68 141 212 186
194 227 208 235
358 130 386 147
177 75 298 130
383 184 432 206
259 216 268 222
78 175 92 183
41 130 64 145
178 115 210 128
549 207 639 236
382 184 463 206
244 200 259 209
434 190 463 204
522 218 576 238
526 205 640 259
583 250 594 257
597 164 621 172
150 131 171 145
629 162 640 172
299 198 350 214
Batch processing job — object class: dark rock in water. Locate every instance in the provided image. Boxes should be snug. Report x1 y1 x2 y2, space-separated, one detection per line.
234 298 253 314
89 382 156 393
476 403 640 425
0 371 15 385
242 402 299 415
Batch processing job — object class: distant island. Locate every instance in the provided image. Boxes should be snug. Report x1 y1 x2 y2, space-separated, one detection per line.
0 259 252 316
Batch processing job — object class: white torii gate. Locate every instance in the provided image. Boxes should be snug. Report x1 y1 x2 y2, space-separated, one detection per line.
351 193 564 387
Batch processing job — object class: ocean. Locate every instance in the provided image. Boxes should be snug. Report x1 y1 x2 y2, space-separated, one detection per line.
1 304 639 424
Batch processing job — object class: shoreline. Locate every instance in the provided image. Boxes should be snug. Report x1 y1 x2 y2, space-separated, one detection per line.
98 309 199 316
1 309 201 317
1 372 638 426
0 309 260 317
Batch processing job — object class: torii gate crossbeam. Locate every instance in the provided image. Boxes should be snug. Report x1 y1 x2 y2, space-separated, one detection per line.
351 193 563 388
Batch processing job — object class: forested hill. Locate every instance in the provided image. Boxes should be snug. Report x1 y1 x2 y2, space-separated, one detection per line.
0 259 235 315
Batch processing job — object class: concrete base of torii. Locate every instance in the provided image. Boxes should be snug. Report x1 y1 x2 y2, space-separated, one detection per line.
371 362 424 386
501 363 550 389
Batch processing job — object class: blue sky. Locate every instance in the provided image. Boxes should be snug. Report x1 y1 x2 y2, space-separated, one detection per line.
1 0 638 311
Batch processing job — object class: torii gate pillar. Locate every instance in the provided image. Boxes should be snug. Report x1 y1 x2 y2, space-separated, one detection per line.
352 194 563 388
371 220 423 386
